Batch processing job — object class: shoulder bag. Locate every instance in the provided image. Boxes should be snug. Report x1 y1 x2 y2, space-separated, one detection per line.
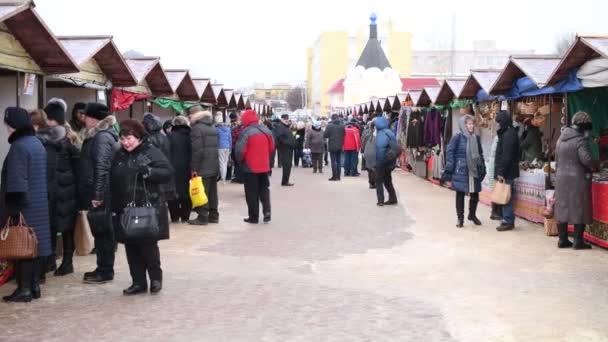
119 173 160 240
0 213 38 259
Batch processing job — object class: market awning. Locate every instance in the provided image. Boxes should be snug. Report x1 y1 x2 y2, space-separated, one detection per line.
0 1 78 74
418 86 441 107
435 79 466 105
212 84 228 107
54 36 136 87
192 78 216 104
235 93 245 110
223 89 236 109
408 90 423 106
244 96 252 109
164 69 198 101
547 35 608 86
124 57 172 96
490 55 561 95
459 69 502 99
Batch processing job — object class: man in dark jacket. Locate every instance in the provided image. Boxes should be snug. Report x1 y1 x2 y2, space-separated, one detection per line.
274 114 296 186
374 117 398 206
79 103 119 284
324 114 346 181
235 110 275 223
167 116 192 223
494 111 520 231
188 107 220 226
143 112 175 202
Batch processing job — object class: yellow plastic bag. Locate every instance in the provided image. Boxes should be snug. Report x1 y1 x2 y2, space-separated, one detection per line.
189 174 208 208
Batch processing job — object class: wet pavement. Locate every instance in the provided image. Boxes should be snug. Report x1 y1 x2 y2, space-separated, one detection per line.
1 166 607 341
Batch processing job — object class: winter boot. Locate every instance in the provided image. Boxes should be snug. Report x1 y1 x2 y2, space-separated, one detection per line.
4 260 33 303
490 203 502 221
31 258 42 299
2 261 21 301
573 224 592 250
456 193 465 228
468 197 482 226
557 223 573 248
189 214 209 226
208 211 219 224
55 256 74 276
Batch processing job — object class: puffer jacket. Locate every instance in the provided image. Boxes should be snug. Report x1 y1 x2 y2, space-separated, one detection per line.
143 113 170 159
305 127 325 154
444 132 486 193
217 124 232 149
110 141 173 243
324 119 345 152
375 117 397 168
343 124 361 151
190 111 219 178
78 115 119 208
37 125 80 233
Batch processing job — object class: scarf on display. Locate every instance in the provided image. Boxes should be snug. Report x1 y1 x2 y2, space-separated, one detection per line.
459 114 481 178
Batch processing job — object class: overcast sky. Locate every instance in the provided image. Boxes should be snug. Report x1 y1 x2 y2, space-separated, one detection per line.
36 0 607 89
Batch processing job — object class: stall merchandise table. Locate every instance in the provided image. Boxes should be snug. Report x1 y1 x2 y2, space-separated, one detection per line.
513 169 546 224
569 179 608 248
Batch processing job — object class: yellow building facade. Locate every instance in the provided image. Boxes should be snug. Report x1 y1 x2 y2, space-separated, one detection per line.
307 22 412 114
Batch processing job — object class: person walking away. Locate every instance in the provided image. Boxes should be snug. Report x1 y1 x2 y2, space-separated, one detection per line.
79 103 119 284
216 112 232 183
230 113 244 183
494 111 520 231
274 114 296 186
188 107 220 225
324 114 346 181
143 112 176 203
343 118 361 177
305 120 325 173
38 99 80 276
293 122 306 167
111 120 173 295
361 120 377 189
554 112 598 249
487 135 502 221
442 115 486 228
167 116 191 223
1 107 51 302
235 110 275 224
374 117 398 206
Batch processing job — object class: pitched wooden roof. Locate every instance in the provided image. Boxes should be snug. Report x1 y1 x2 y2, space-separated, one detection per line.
223 89 236 109
459 69 502 99
408 90 423 106
125 57 172 96
418 86 441 107
192 78 216 104
435 79 466 105
211 84 228 107
547 35 608 86
490 55 561 95
164 69 198 101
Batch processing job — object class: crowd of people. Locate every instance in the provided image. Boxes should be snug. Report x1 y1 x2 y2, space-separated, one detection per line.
0 99 597 303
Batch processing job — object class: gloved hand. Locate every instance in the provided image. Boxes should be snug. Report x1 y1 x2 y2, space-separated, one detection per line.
137 164 150 177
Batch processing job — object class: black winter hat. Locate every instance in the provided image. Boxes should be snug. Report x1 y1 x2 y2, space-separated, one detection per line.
280 114 290 120
44 102 66 125
72 102 86 116
4 107 31 130
84 102 110 120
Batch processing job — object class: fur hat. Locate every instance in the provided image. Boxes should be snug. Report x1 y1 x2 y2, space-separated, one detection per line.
72 102 86 116
119 119 147 140
172 116 189 126
572 111 592 125
84 102 111 120
4 106 31 130
45 100 66 125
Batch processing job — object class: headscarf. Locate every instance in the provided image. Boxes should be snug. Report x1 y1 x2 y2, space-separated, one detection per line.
459 114 481 178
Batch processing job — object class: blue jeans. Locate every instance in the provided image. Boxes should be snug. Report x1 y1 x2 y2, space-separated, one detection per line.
344 151 358 176
501 179 516 225
330 151 342 179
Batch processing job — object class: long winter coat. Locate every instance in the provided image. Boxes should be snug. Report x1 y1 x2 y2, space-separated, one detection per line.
495 112 520 180
444 133 486 193
190 112 219 178
324 119 346 153
168 125 191 203
110 141 173 243
295 128 306 149
274 122 296 151
554 127 597 225
78 115 119 209
305 127 325 154
37 126 80 233
361 126 376 170
143 113 175 200
0 127 52 257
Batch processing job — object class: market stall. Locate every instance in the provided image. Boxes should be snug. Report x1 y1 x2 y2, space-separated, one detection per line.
192 78 217 108
115 56 172 120
156 69 199 120
48 36 136 116
548 35 608 247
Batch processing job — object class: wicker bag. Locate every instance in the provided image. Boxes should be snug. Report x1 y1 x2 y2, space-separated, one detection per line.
0 214 38 260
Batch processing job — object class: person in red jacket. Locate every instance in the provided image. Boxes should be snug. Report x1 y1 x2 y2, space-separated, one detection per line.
235 110 275 224
343 118 361 177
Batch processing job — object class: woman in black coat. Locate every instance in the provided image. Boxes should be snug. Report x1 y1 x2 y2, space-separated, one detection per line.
111 120 173 296
37 122 80 276
167 116 192 222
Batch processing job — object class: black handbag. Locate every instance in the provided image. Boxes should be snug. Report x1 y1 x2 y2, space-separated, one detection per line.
119 174 160 240
87 206 112 236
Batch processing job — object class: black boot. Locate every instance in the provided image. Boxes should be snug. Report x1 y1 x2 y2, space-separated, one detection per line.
4 259 33 303
189 214 209 226
573 224 592 250
468 195 482 226
557 223 573 248
456 192 465 228
2 261 21 301
208 211 219 224
490 203 503 221
31 258 41 299
55 256 74 276
456 217 464 228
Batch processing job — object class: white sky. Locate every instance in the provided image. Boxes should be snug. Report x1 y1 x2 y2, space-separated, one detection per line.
35 0 608 89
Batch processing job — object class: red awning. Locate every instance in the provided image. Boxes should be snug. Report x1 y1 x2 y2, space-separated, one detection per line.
111 88 152 112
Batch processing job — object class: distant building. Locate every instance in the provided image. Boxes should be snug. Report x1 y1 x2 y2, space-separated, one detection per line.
253 83 292 102
411 40 534 78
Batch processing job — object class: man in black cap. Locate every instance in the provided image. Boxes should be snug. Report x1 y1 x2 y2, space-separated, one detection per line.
273 114 296 186
78 102 120 284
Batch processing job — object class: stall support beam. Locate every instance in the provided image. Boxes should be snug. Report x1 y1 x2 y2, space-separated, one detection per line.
16 72 20 107
38 75 46 109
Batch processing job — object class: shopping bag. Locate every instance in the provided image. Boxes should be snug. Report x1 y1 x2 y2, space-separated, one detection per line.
0 214 38 260
189 173 208 208
74 211 94 256
544 218 558 236
491 180 512 205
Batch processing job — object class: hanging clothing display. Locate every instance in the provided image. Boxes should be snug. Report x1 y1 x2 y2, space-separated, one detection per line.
407 114 425 148
432 146 444 179
424 109 442 147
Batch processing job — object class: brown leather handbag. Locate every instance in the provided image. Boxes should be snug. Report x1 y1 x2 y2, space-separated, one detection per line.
0 214 38 259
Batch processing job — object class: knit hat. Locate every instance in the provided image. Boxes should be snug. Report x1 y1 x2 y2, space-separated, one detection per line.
44 100 66 125
312 120 321 128
72 102 86 116
119 119 147 139
572 111 592 125
163 120 174 132
4 107 31 130
241 109 258 127
280 114 290 120
84 102 111 120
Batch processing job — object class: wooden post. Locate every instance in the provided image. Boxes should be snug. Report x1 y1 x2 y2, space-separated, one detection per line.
15 72 20 107
38 75 46 109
